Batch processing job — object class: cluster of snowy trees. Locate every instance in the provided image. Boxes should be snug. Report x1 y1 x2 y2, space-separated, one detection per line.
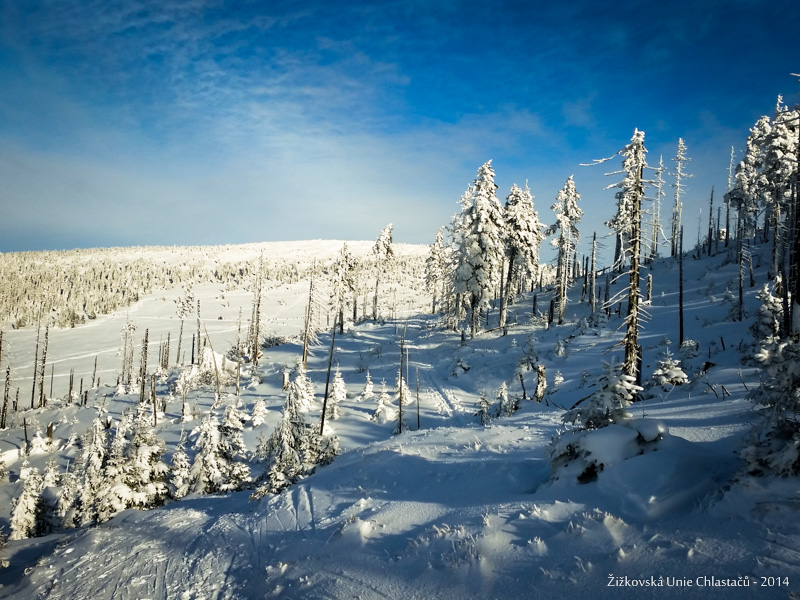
6 316 426 540
549 92 799 480
6 362 348 539
0 243 427 334
425 161 549 338
725 96 800 333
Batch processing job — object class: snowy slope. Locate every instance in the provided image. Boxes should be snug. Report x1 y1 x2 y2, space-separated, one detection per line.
1 240 799 599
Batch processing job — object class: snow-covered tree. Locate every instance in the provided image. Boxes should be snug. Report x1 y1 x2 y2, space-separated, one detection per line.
95 410 169 522
373 223 394 321
251 381 338 499
293 361 315 413
76 409 111 524
761 98 798 280
752 284 783 346
649 155 667 259
670 138 692 257
357 370 374 402
327 368 345 421
563 361 640 430
371 379 393 424
495 381 517 417
9 467 44 540
475 391 492 426
744 319 800 476
188 412 226 494
169 440 191 500
251 397 268 427
425 227 448 314
56 467 80 529
649 349 688 389
551 176 583 324
453 161 506 337
606 130 648 273
501 183 545 327
611 129 648 379
332 243 358 334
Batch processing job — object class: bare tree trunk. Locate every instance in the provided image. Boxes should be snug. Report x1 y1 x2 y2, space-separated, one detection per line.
176 319 184 366
38 321 49 408
31 317 41 409
139 329 149 403
679 226 685 345
319 308 339 436
1 366 10 429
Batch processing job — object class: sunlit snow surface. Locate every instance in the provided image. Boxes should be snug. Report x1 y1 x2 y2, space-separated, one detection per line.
1 240 799 599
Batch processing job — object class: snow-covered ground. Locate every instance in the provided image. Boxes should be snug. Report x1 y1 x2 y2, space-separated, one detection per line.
1 239 799 599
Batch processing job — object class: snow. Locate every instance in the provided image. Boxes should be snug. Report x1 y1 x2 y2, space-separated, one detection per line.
1 238 800 599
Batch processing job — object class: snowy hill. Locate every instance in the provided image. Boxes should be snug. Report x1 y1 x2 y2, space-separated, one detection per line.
1 238 799 599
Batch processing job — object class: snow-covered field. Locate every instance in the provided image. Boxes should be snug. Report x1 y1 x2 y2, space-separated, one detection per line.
1 239 799 599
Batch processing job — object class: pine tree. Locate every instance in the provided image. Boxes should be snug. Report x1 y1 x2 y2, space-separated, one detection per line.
9 468 44 540
327 368 346 421
331 243 358 334
649 349 688 389
358 370 374 402
551 176 583 324
501 183 545 327
56 466 80 529
293 361 315 412
743 278 800 475
453 160 506 337
650 155 667 259
373 223 394 321
188 412 226 494
670 138 692 257
564 361 639 430
371 379 393 424
475 391 492 426
251 397 268 427
251 382 338 500
496 381 516 417
169 440 191 500
425 228 448 314
613 130 648 379
76 409 111 524
218 403 252 491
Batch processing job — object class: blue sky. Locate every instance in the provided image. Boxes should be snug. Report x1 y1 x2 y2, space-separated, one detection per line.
1 0 798 261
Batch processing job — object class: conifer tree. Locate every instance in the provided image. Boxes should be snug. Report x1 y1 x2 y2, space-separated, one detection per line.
169 439 191 500
551 176 583 324
9 468 44 540
425 228 448 314
563 360 639 430
373 224 394 321
453 161 506 337
501 183 545 327
251 397 269 427
371 379 393 423
475 391 492 426
76 409 111 524
358 370 374 402
188 412 226 494
670 138 692 257
328 368 346 421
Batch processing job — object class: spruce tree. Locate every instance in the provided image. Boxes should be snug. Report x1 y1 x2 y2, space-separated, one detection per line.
670 138 692 257
453 161 506 337
425 228 447 314
501 183 545 327
9 468 44 540
373 223 394 321
551 176 583 324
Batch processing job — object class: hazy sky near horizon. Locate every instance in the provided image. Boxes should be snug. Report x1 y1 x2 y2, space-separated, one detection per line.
1 0 798 258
